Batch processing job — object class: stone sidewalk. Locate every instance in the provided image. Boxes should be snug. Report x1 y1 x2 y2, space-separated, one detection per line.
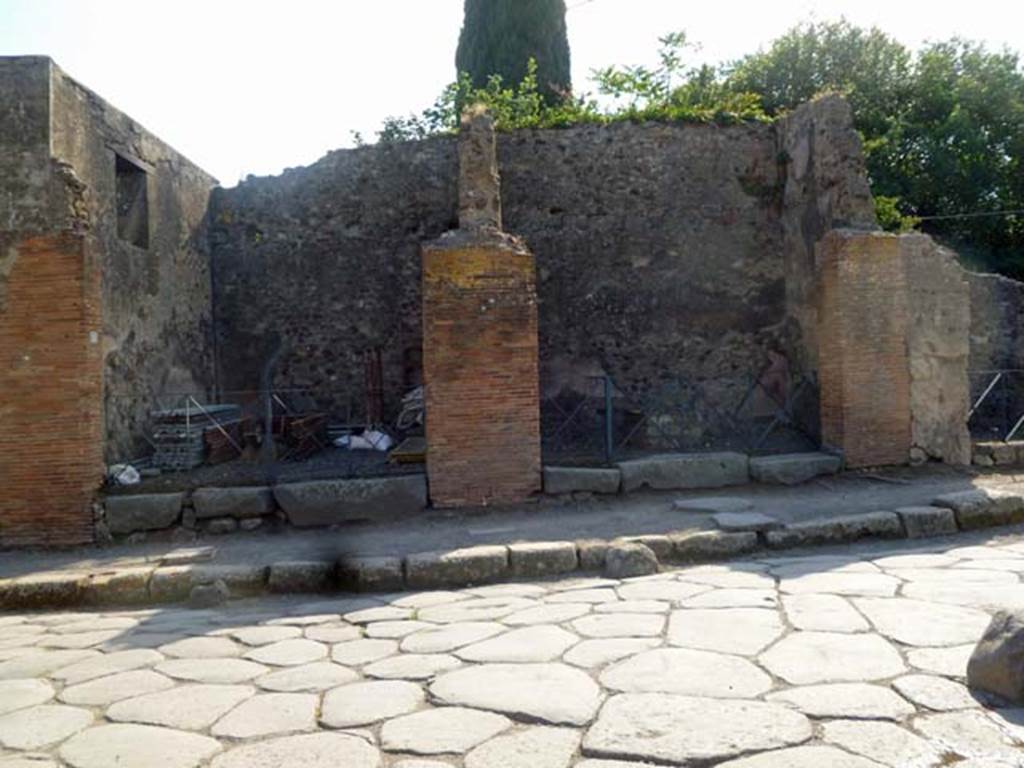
2 466 1024 610
2 532 1024 766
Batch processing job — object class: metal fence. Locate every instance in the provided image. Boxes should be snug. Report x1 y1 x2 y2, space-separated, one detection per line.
968 369 1024 443
541 370 820 466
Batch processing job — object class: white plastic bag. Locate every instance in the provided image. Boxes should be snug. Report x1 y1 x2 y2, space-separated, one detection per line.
108 464 140 486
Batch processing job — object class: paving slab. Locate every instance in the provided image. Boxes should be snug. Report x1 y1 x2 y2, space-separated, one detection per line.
59 723 222 768
464 726 580 768
320 680 424 727
209 732 379 768
601 648 771 698
766 683 915 720
380 707 511 755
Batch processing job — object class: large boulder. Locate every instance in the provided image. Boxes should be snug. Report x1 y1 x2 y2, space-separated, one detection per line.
967 610 1024 703
104 493 184 535
274 475 427 527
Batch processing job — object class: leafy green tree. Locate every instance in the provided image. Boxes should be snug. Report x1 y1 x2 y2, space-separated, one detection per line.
456 0 572 105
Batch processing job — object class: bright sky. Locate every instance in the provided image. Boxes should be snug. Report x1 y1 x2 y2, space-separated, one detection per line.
2 0 1021 186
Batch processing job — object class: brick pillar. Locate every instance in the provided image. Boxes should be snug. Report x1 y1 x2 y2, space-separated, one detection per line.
0 233 103 546
420 108 541 506
818 230 911 467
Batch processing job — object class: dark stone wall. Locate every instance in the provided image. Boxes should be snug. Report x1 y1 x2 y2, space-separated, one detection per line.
211 121 787 422
969 271 1024 373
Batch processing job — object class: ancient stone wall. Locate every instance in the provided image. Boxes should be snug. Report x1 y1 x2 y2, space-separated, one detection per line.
211 120 787 424
969 271 1024 373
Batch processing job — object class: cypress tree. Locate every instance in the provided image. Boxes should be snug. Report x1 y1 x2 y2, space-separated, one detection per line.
456 0 572 104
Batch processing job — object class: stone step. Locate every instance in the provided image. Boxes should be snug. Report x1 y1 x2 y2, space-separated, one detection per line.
749 452 842 486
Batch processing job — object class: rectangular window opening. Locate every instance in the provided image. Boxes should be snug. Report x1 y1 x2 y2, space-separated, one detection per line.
115 153 149 249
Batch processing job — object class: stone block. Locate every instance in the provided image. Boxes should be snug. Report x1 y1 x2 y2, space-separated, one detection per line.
405 546 508 589
617 452 749 492
932 489 1024 531
712 511 781 533
576 539 609 571
603 542 658 578
967 610 1024 703
203 517 238 535
668 531 758 562
274 475 427 527
973 441 1022 466
189 580 230 608
268 561 335 593
104 493 184 535
192 486 275 519
149 563 267 603
148 565 194 603
619 535 673 559
337 556 405 592
763 511 903 549
543 467 621 495
81 567 154 607
749 452 842 485
0 571 90 609
895 506 958 539
508 541 578 578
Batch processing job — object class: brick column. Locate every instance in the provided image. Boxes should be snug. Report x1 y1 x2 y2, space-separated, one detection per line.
420 108 541 506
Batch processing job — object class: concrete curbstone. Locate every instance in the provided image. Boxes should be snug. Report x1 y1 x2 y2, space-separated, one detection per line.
668 530 759 562
933 489 1024 531
404 546 508 589
508 541 579 578
104 493 184 535
267 561 335 593
763 511 903 549
543 466 621 495
895 506 959 539
617 452 749 492
337 556 406 592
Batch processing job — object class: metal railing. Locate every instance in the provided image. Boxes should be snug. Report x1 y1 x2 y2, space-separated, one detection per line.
968 370 1024 442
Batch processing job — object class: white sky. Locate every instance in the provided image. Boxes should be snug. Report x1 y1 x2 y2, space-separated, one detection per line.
2 0 1021 186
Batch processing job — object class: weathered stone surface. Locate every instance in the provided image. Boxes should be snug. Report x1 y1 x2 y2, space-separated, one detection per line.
60 723 222 768
715 745 888 767
543 467 621 495
244 639 327 667
672 496 753 514
230 626 301 646
766 683 915 720
156 658 268 684
456 626 578 662
431 663 602 725
967 610 1024 702
331 638 398 665
765 511 903 549
59 671 173 706
503 603 590 626
572 613 664 639
191 486 274 520
303 623 363 644
364 653 461 680
582 694 812 765
669 531 759 562
603 543 658 578
823 719 943 767
617 535 672 559
913 710 1024 764
0 680 54 715
202 518 238 535
759 632 905 684
321 680 424 727
106 684 254 730
254 661 358 692
209 732 379 768
211 692 317 738
667 608 783 655
380 707 511 755
562 638 660 670
617 452 749 492
337 556 405 592
896 505 959 538
779 570 899 598
749 452 841 485
0 651 99 680
595 599 668 614
684 587 778 608
616 580 707 602
401 622 504 653
576 540 610 571
892 674 980 711
158 637 241 659
464 726 580 768
712 511 781 532
105 494 184 534
53 649 163 685
267 561 335 593
854 597 991 647
0 704 92 749
601 648 771 698
188 580 229 607
508 542 578 578
345 606 413 624
908 644 975 676
933 489 1024 530
366 620 435 639
781 594 869 633
405 547 508 589
274 475 427 527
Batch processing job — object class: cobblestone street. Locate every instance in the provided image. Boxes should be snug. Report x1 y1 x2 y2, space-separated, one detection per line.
2 533 1024 767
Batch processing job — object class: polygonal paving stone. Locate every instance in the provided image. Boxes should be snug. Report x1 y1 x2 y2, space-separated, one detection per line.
564 638 662 669
304 623 363 643
853 597 991 647
677 568 775 589
344 606 414 624
321 680 425 727
255 661 358 692
331 638 398 665
0 754 60 767
229 625 302 645
51 618 138 635
766 683 915 720
0 705 93 749
668 609 783 655
456 626 578 662
0 680 53 715
822 719 943 767
779 572 899 597
888 568 1017 584
593 600 668 614
380 707 511 755
782 594 870 633
36 631 122 649
571 613 665 639
464 725 580 768
244 638 326 666
892 674 981 711
913 710 1024 762
106 684 254 730
906 644 974 677
601 648 771 698
366 621 436 639
60 723 222 768
156 658 269 683
616 582 707 602
158 637 242 659
59 671 174 706
364 653 461 680
211 692 317 738
582 694 812 765
503 604 591 626
680 589 778 609
0 651 99 680
419 597 538 623
431 663 602 725
210 732 379 768
401 622 505 653
545 589 619 604
872 553 960 569
715 745 888 767
469 583 549 598
759 632 905 685
392 590 472 609
51 650 163 685
392 761 453 768
902 582 1024 611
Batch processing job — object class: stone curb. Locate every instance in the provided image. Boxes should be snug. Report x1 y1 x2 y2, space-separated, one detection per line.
4 491 1024 610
